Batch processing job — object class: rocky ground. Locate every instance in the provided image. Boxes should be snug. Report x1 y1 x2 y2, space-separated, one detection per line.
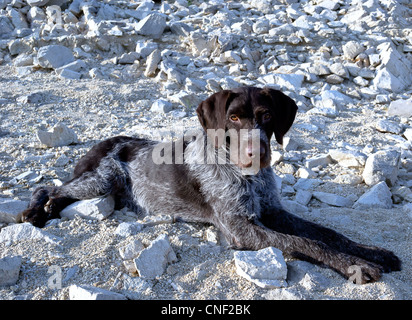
0 0 411 300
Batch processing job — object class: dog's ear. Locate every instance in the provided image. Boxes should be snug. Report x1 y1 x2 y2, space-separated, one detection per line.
196 90 236 131
261 87 298 145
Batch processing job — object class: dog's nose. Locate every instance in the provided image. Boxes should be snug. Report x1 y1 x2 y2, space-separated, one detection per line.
247 142 266 159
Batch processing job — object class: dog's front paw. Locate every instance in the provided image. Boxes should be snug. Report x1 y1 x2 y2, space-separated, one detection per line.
373 249 402 273
346 260 383 284
20 206 48 228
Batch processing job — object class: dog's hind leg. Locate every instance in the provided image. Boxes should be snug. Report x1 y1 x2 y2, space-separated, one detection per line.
21 156 128 227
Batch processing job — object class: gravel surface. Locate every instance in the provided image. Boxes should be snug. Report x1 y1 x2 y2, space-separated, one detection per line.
0 0 411 300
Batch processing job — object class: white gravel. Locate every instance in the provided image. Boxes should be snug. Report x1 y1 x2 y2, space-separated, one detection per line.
0 0 411 300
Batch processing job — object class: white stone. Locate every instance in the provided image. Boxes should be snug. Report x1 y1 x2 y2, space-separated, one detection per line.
404 128 412 142
169 91 199 109
387 99 412 118
319 0 340 10
372 43 412 93
27 0 50 6
353 182 392 210
296 167 317 179
0 16 14 38
69 284 127 300
135 41 158 59
295 190 312 206
118 239 145 260
308 99 338 118
150 99 173 114
353 76 369 87
0 256 22 286
373 69 407 93
362 150 400 186
115 222 143 237
293 178 322 191
37 122 78 147
60 197 115 221
282 137 299 152
126 1 153 20
111 273 151 300
312 191 354 207
37 45 75 69
299 272 329 291
0 198 29 223
133 234 176 279
58 68 82 80
135 13 166 39
333 174 362 186
144 49 161 77
320 90 353 107
234 247 288 289
403 203 412 217
305 154 332 169
9 8 28 29
259 73 304 90
55 60 88 75
374 120 403 134
342 41 364 60
328 149 366 168
0 223 61 244
281 199 309 214
118 52 140 65
329 63 348 78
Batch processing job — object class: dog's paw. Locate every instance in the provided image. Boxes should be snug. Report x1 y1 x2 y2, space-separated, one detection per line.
358 245 402 273
374 249 402 273
20 206 48 228
346 260 383 284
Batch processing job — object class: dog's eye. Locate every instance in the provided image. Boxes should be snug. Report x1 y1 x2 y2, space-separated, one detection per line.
262 113 272 122
230 115 239 122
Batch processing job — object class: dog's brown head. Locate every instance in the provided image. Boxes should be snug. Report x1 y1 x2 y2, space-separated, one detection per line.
196 86 298 171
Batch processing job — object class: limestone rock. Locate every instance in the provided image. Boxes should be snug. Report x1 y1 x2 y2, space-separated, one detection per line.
387 99 412 118
150 99 173 114
69 284 127 300
0 223 61 244
60 196 115 221
234 247 288 289
115 222 143 237
135 13 166 39
362 150 400 186
353 182 392 210
133 234 176 279
0 198 29 223
37 45 75 69
37 123 78 147
312 191 354 207
0 256 22 286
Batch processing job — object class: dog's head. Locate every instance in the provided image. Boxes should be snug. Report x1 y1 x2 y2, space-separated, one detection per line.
196 86 298 172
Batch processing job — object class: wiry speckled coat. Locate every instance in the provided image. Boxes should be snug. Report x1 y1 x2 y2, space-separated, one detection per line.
20 87 401 284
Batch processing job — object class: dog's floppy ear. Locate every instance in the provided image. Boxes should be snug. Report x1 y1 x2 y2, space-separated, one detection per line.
196 90 235 131
261 87 298 145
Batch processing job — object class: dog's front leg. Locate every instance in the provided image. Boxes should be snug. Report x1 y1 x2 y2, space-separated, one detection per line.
215 214 383 284
259 208 401 273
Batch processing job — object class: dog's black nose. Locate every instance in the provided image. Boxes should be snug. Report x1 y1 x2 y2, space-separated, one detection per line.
247 142 266 159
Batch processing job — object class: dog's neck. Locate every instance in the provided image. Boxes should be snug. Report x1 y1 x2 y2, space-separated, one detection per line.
184 130 266 181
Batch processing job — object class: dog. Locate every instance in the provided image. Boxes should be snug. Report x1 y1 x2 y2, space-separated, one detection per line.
19 86 401 284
